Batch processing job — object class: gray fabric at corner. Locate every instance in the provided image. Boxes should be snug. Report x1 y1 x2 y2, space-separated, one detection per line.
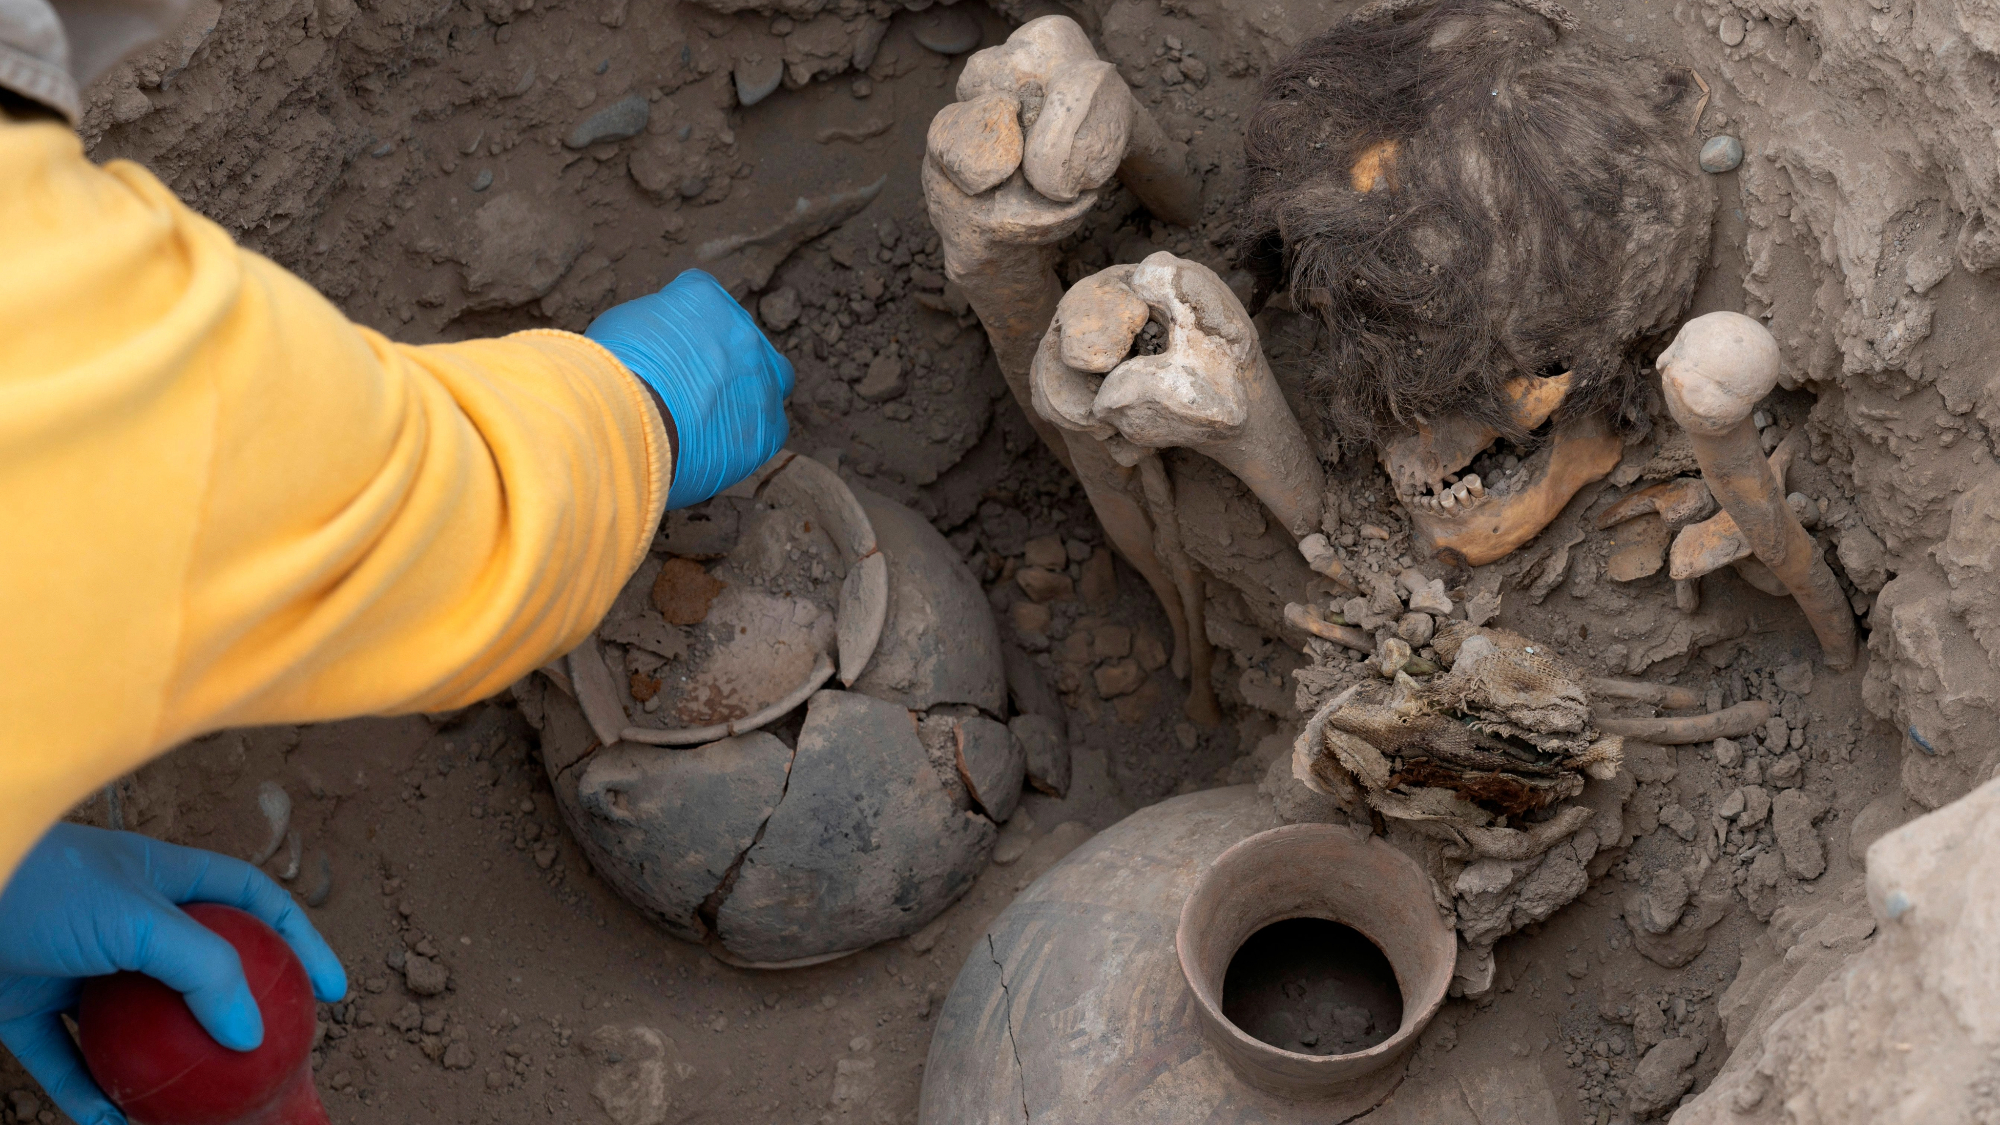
0 0 189 123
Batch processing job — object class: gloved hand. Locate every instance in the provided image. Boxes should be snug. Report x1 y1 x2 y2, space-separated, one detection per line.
586 269 795 509
0 824 348 1125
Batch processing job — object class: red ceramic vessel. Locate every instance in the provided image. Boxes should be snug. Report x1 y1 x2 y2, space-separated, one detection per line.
78 904 329 1125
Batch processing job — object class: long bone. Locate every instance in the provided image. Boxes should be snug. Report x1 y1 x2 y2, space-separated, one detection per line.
925 16 1201 460
1032 254 1326 538
1658 312 1856 668
925 19 1212 712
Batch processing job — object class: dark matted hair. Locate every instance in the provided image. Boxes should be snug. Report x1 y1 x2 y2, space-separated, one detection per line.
1239 0 1712 446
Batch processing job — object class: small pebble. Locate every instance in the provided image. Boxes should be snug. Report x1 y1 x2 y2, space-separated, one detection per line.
1700 135 1744 174
470 169 494 192
564 93 650 149
1718 14 1747 45
913 7 981 55
734 55 784 107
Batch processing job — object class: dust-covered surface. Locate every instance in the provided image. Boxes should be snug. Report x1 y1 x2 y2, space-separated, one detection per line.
8 0 2000 1121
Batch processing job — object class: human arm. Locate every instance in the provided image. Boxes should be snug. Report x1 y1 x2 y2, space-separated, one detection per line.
0 112 785 882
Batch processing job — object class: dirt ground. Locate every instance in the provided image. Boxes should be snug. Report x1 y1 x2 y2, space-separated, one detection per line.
7 0 1993 1121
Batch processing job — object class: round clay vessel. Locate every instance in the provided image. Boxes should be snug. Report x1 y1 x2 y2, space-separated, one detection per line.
1176 824 1457 1109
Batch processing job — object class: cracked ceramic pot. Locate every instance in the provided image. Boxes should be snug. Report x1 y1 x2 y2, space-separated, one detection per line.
521 458 1013 967
918 786 1456 1124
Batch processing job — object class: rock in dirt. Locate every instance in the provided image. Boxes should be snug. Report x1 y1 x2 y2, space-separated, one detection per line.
586 1025 685 1125
954 715 1024 823
404 953 448 996
912 6 980 55
856 354 907 402
716 691 996 962
1094 659 1145 698
1847 791 1918 862
565 93 650 148
733 54 783 107
1016 566 1073 604
758 287 801 331
1625 1036 1701 1116
1080 547 1117 605
1699 134 1744 173
1011 713 1069 797
459 191 590 309
650 558 726 625
1639 869 1690 934
697 176 885 295
1772 789 1828 878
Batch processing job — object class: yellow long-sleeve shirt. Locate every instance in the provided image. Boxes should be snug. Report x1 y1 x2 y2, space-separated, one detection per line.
0 112 672 884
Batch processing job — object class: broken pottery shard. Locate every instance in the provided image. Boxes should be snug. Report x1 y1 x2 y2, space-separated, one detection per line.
926 93 1023 197
572 732 792 942
1011 713 1070 797
565 94 649 148
954 715 1025 823
655 499 741 559
1772 789 1827 878
650 558 726 625
1465 588 1502 628
733 54 783 107
1604 512 1671 582
850 488 1006 714
716 691 996 963
696 176 887 295
597 614 686 662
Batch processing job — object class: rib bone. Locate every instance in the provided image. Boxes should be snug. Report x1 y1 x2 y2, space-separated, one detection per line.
1659 312 1855 668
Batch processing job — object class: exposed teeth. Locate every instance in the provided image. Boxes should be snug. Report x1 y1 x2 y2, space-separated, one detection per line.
1438 488 1457 511
1464 474 1483 498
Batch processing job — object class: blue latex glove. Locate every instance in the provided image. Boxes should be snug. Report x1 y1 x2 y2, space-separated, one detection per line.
586 269 795 509
0 824 348 1125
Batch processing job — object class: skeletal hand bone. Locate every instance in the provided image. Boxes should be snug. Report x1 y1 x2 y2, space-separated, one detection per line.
1378 373 1622 566
1659 312 1855 667
1031 253 1326 539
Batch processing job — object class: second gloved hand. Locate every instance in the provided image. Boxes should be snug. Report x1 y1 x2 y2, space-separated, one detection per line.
0 824 348 1125
586 269 795 509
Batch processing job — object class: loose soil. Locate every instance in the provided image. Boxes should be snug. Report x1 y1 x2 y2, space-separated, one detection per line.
5 0 1989 1122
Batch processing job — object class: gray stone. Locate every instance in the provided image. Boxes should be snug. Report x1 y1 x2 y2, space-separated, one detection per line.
1625 1037 1701 1116
1011 713 1069 798
717 691 995 963
850 489 1006 714
470 169 493 192
954 715 1024 823
734 55 783 107
1711 736 1743 767
1740 784 1772 827
912 6 981 55
571 732 793 942
1774 660 1814 694
1772 789 1828 879
565 94 650 149
1640 870 1690 934
1699 134 1744 173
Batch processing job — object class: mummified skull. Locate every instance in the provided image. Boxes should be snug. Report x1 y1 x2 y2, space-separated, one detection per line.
1240 0 1714 563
